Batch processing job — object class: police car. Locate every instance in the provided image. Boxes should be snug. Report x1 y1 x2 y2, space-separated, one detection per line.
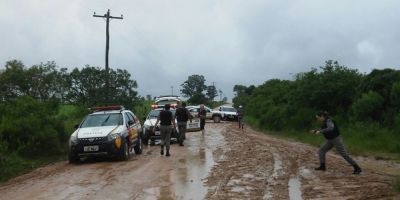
142 108 200 145
68 106 142 163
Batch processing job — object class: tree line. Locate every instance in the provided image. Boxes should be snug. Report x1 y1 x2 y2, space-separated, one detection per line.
233 60 400 154
0 60 140 181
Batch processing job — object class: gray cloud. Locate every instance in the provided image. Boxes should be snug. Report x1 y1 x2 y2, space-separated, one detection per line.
1 0 400 100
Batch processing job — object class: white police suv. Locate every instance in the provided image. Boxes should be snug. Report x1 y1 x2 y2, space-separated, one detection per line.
68 106 142 163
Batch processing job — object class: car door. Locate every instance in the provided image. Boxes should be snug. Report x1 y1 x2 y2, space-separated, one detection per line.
124 112 135 144
127 112 141 141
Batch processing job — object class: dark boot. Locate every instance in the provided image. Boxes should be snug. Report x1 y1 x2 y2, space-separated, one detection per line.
179 142 184 146
160 145 164 155
166 150 170 157
353 164 362 175
314 163 326 171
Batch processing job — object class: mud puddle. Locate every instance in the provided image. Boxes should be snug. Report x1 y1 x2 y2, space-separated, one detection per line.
138 126 225 200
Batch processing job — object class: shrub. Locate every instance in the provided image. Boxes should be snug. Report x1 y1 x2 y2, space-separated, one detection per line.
0 96 62 156
352 91 384 122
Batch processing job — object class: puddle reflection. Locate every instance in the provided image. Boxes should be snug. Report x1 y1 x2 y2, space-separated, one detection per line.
172 131 219 200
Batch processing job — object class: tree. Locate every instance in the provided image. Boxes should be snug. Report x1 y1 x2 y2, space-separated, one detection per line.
180 74 207 99
206 85 218 100
293 60 362 114
233 85 247 97
352 91 384 122
65 66 138 107
233 84 256 107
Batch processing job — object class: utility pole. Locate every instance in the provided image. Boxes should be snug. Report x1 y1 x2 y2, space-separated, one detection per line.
93 9 123 103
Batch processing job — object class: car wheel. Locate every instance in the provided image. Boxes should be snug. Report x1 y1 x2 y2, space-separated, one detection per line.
68 152 80 164
150 140 155 146
134 137 143 154
142 135 149 145
142 130 149 145
118 140 129 161
213 115 221 123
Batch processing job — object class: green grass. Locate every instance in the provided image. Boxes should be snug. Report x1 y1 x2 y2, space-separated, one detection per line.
247 117 400 160
0 153 65 182
394 176 400 193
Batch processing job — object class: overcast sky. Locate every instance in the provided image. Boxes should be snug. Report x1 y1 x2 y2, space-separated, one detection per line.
1 0 400 100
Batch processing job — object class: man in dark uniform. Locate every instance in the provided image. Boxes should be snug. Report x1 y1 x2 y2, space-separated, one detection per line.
174 102 192 146
199 104 207 135
237 105 244 129
154 104 176 156
312 111 362 174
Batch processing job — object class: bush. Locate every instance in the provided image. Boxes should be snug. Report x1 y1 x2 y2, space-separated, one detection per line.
0 96 62 156
287 108 315 130
352 91 384 122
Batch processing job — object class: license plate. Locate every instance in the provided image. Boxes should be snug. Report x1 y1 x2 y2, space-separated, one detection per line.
155 131 160 135
188 123 199 128
84 145 99 152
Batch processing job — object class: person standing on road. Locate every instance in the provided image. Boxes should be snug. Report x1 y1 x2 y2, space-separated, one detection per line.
175 102 192 146
311 111 362 174
154 104 176 157
237 105 244 129
199 104 207 135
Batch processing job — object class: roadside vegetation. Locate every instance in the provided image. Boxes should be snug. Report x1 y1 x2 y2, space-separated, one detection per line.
0 60 142 182
233 60 400 160
0 60 227 182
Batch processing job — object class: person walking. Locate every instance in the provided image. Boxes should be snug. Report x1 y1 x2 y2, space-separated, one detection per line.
154 104 176 157
199 104 207 135
237 105 244 129
311 111 362 174
175 102 192 146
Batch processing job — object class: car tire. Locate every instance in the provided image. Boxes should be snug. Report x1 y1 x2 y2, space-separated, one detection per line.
142 130 149 145
142 135 149 145
150 140 155 146
68 152 80 164
118 139 129 161
213 115 221 123
134 137 143 154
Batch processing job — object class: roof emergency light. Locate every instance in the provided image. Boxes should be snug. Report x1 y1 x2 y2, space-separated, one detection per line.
91 105 125 112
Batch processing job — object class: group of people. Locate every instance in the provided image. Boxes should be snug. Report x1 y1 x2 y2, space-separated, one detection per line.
152 103 362 175
153 102 207 157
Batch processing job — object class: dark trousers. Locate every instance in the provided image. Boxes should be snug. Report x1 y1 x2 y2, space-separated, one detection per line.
160 125 172 151
177 122 187 143
200 119 205 130
319 136 357 166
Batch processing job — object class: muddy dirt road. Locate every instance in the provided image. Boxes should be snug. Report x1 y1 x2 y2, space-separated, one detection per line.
0 122 398 199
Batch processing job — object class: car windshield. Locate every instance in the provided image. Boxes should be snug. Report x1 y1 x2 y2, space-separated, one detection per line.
147 110 176 119
80 113 123 128
222 107 237 112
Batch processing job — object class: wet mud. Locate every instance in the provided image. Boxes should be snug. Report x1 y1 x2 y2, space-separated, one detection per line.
0 122 398 199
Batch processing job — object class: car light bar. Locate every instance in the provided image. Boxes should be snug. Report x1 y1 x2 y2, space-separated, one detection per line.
91 105 125 112
150 104 178 110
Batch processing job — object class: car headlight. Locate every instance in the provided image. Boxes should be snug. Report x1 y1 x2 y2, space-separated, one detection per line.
69 136 78 146
107 133 120 141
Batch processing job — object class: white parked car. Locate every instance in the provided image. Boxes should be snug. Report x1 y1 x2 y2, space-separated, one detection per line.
68 106 142 163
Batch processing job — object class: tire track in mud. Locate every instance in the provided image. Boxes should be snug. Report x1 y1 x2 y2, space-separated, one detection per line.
205 123 396 199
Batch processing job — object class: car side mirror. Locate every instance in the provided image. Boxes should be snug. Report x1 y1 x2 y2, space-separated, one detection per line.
74 124 79 129
128 120 134 126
